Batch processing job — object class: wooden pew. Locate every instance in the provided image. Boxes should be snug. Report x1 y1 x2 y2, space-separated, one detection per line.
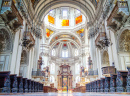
81 86 86 93
42 84 44 92
126 67 130 92
100 78 105 92
93 81 97 92
88 83 90 92
40 83 43 92
43 86 48 93
90 82 92 92
39 83 42 92
92 81 94 92
23 78 28 93
0 71 10 93
116 71 128 92
37 82 39 92
104 76 111 92
97 79 100 92
17 76 23 93
34 82 38 92
110 74 117 92
27 79 31 92
95 80 98 92
31 80 34 92
86 83 90 92
10 74 17 93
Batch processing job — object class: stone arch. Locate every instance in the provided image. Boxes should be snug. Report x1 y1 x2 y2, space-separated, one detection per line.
0 28 13 53
20 50 28 65
117 29 130 70
0 27 13 71
19 49 29 77
116 26 130 52
118 30 130 52
34 0 95 23
102 51 110 67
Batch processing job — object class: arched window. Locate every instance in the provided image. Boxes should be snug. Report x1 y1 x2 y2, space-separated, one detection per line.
75 76 80 83
50 76 55 83
50 63 55 74
102 51 110 67
63 10 68 17
62 50 68 57
20 50 27 65
52 49 56 56
75 49 79 56
75 63 80 74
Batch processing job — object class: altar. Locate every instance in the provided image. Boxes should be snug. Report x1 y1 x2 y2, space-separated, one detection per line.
57 64 73 92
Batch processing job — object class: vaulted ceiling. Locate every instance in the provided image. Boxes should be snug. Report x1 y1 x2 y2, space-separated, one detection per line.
33 0 96 23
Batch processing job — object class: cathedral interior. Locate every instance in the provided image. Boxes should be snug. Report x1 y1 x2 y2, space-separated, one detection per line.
0 0 130 95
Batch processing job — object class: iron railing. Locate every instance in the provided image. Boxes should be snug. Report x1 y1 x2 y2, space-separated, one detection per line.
32 71 45 77
85 70 98 76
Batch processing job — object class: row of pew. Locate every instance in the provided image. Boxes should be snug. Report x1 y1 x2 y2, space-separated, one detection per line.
0 71 43 93
86 69 130 92
43 86 58 93
73 86 86 93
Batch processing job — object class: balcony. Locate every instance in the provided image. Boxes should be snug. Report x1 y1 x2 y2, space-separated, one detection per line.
32 71 45 78
102 66 116 77
95 32 106 49
0 0 23 31
85 70 98 78
107 1 129 30
23 32 35 48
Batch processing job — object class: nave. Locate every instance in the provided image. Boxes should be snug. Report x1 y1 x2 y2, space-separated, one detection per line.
0 0 130 95
0 92 130 96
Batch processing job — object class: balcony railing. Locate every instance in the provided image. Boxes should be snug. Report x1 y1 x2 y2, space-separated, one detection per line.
107 1 129 30
32 71 45 77
84 70 98 77
0 0 23 30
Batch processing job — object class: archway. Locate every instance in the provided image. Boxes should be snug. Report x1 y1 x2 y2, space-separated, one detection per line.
102 51 110 67
118 30 130 70
0 28 12 71
19 50 28 77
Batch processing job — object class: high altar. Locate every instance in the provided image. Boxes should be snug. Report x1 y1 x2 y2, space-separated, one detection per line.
57 64 73 92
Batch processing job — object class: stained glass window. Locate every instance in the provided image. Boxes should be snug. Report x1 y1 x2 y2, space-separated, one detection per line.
76 29 84 37
48 15 55 24
46 29 54 38
75 15 82 24
62 20 69 26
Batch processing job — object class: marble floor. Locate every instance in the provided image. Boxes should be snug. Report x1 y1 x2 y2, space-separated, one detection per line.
0 92 130 96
